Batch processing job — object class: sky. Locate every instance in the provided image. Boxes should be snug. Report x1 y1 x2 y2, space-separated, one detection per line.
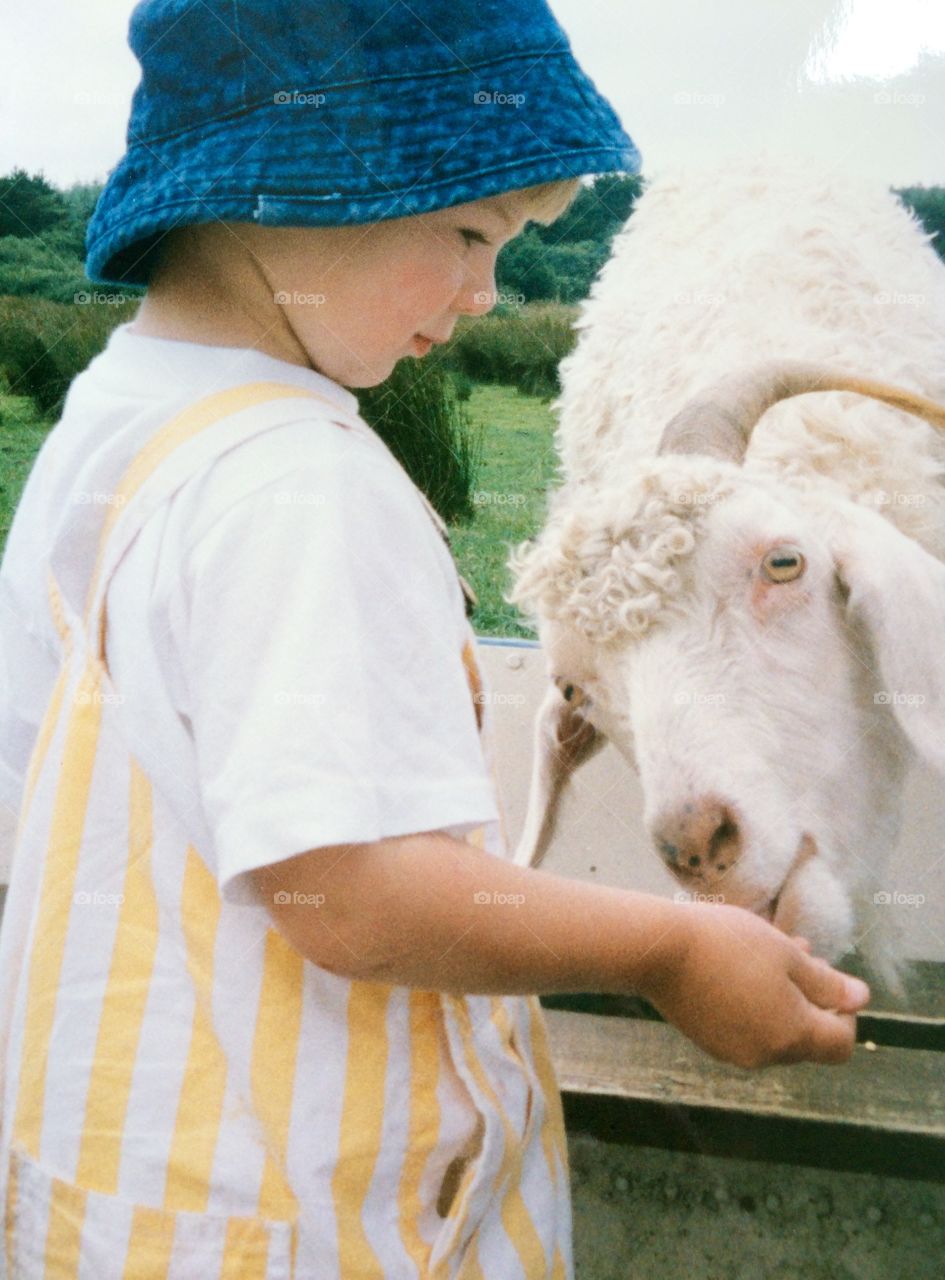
2 0 943 190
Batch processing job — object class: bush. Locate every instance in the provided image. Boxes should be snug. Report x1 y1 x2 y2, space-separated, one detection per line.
497 229 613 303
0 235 91 303
895 185 945 260
440 302 578 398
0 169 69 239
0 293 138 415
357 356 483 524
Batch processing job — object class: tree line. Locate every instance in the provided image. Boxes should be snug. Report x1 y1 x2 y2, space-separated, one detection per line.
1 167 944 307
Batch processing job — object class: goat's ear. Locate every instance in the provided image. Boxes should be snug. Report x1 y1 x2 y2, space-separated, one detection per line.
830 501 945 774
514 680 607 868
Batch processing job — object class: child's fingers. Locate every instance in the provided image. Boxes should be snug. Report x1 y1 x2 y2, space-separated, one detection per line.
788 1005 860 1064
792 951 871 1013
791 935 812 953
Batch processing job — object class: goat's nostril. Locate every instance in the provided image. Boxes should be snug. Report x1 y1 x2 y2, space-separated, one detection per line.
652 799 740 876
709 817 738 864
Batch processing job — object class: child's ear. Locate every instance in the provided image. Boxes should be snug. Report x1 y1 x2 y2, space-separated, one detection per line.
830 500 945 774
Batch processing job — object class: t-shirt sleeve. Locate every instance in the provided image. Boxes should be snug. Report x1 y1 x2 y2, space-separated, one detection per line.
176 426 499 904
0 524 62 828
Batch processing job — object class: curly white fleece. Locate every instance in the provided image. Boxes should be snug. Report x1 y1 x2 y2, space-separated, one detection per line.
508 159 945 639
507 456 742 644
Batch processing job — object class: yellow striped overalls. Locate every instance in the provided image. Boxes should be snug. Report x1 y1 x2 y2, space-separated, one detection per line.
0 383 572 1278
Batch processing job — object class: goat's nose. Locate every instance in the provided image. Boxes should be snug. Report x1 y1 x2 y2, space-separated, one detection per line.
651 798 741 877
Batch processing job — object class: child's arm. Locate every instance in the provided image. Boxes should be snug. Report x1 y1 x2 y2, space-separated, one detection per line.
249 831 870 1069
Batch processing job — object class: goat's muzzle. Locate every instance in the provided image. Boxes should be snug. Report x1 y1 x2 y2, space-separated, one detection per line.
651 795 742 883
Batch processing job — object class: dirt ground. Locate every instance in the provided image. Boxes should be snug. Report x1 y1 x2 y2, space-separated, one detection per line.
568 1132 945 1280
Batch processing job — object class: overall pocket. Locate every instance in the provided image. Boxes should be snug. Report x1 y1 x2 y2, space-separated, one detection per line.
6 1144 296 1280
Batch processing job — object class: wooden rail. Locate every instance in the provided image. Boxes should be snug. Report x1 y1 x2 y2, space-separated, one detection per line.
541 963 945 1181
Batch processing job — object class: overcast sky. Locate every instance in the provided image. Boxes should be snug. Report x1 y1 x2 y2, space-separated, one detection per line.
3 0 943 189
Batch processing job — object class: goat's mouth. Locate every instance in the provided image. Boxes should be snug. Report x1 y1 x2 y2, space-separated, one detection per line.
759 833 818 924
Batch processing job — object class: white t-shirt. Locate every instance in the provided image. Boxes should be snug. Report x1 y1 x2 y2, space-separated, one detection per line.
0 327 572 1279
0 322 502 899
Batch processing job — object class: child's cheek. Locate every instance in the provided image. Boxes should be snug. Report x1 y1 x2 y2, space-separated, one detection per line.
387 251 463 309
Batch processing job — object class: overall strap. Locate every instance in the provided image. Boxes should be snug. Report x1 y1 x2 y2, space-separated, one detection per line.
82 380 477 670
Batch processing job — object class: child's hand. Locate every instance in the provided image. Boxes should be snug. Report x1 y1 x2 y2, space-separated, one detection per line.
638 903 871 1069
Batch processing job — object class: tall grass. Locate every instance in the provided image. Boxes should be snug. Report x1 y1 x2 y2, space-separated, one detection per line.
0 293 138 414
357 356 483 524
0 290 577 537
441 302 578 398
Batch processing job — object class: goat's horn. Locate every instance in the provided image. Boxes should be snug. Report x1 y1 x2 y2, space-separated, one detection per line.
656 360 945 462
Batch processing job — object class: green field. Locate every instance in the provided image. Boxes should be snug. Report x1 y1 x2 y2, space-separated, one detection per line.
0 382 560 638
0 393 53 547
449 382 560 638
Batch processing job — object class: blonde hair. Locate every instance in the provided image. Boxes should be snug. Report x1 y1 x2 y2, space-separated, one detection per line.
150 178 585 281
497 178 584 226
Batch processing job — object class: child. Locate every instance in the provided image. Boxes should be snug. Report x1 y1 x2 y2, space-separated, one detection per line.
0 1 870 1276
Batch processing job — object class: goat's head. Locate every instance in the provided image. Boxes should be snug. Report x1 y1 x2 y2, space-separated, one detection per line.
509 362 945 978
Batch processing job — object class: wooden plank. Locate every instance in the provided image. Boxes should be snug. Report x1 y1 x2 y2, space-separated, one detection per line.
545 1009 945 1133
544 1008 945 1180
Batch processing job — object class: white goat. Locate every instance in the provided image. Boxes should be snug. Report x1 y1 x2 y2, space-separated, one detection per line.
508 160 945 992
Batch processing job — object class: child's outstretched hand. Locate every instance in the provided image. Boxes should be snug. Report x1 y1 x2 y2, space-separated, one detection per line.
638 902 871 1069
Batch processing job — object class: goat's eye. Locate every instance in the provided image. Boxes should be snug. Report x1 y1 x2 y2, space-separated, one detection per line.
760 545 806 583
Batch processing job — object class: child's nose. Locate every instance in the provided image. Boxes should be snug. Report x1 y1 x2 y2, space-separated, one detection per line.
454 266 498 317
454 287 495 318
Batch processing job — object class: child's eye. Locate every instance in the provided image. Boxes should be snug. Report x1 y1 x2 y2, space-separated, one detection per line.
459 227 492 247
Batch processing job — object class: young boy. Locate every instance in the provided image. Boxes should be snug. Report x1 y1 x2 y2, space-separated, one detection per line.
0 1 870 1276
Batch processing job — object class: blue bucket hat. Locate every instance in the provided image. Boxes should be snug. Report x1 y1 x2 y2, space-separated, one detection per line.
85 0 641 288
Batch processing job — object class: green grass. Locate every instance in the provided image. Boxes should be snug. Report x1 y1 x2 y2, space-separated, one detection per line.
448 382 560 638
0 381 559 639
0 392 53 545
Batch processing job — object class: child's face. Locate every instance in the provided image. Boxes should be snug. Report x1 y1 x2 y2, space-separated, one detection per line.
256 196 529 386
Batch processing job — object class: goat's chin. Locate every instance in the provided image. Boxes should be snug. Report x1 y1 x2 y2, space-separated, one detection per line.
769 839 856 962
761 832 819 924
668 832 856 962
718 833 854 960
